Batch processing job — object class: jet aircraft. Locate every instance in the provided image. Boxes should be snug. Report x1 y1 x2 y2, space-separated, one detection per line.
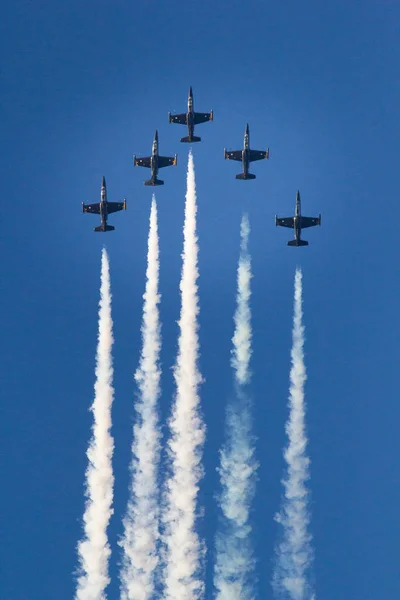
224 124 269 180
168 86 213 143
275 190 321 246
82 176 126 232
134 130 177 186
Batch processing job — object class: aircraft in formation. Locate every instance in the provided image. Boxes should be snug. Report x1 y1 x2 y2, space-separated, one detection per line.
134 130 177 186
83 87 321 244
224 123 269 179
168 86 213 143
82 176 126 232
275 190 321 246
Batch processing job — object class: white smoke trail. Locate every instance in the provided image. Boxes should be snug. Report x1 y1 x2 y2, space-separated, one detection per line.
119 197 162 600
75 248 115 600
162 151 205 600
214 214 258 600
231 214 252 387
273 268 314 600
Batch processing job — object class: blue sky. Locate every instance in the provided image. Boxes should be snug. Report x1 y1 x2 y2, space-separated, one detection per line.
2 1 400 598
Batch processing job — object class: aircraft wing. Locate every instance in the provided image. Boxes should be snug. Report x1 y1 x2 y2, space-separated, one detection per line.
248 149 269 162
158 155 177 168
225 150 242 161
276 217 294 228
194 111 212 125
134 156 151 168
169 113 187 124
300 216 320 228
83 203 100 214
107 201 126 214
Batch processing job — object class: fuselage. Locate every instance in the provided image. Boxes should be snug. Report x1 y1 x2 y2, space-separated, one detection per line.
100 183 108 229
186 88 195 137
241 125 251 175
150 132 159 180
294 192 301 241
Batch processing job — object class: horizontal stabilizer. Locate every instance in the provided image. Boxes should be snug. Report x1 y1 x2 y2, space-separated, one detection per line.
236 172 256 180
288 239 308 247
94 225 115 232
180 136 201 143
144 178 164 186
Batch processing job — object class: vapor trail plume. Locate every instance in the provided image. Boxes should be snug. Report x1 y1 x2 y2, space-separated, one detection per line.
162 151 205 600
214 214 258 600
119 197 162 600
273 268 314 600
231 214 252 386
75 248 115 600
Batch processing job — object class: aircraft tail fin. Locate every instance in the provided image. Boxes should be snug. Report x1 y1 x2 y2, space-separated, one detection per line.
236 172 256 180
288 239 308 247
94 225 115 232
180 135 201 143
144 178 164 186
